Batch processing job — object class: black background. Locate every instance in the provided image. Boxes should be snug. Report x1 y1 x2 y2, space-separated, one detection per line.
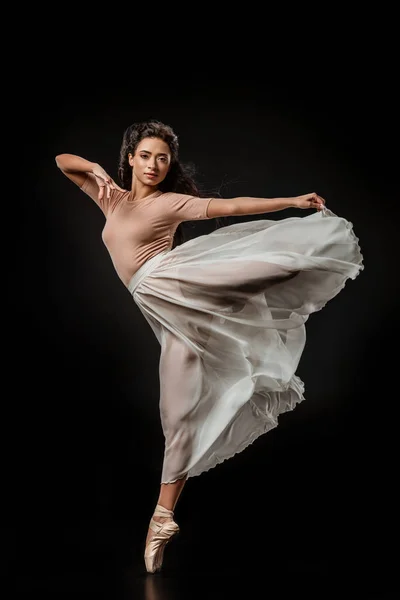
8 37 398 598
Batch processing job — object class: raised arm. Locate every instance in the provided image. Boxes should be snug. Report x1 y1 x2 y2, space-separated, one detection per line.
55 154 125 204
207 193 325 218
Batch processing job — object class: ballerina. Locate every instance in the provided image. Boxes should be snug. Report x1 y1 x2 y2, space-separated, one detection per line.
56 119 363 573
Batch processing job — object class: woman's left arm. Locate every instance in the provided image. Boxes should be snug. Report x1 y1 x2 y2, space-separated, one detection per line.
207 193 325 218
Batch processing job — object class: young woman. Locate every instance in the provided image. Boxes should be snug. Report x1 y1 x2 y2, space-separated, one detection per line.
56 120 364 573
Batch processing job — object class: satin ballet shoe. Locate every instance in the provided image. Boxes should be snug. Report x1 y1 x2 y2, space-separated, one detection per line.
144 504 180 573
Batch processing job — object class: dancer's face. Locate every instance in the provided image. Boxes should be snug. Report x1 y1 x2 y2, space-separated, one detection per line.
128 137 171 187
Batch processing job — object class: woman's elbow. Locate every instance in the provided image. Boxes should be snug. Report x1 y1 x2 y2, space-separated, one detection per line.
207 198 237 219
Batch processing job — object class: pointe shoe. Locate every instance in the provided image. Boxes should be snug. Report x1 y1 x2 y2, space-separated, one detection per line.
144 504 180 573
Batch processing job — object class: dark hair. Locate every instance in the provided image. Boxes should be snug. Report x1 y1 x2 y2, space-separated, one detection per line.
118 120 229 249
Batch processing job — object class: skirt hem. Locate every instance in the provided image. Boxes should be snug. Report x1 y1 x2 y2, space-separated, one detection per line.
161 375 306 484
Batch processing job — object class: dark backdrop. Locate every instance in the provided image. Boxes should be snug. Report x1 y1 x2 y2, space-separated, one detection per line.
10 72 397 597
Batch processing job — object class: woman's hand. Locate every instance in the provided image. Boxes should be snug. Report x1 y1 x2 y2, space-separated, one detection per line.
295 193 326 211
92 164 125 200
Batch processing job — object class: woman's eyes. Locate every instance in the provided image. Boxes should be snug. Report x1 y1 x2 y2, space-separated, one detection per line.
140 154 167 162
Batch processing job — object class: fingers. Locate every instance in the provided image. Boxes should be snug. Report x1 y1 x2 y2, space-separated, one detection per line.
298 192 327 211
94 172 118 198
106 178 121 198
110 178 125 192
97 177 124 201
317 195 326 210
310 192 325 210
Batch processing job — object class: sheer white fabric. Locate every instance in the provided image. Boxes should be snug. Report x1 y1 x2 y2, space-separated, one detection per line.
128 207 364 484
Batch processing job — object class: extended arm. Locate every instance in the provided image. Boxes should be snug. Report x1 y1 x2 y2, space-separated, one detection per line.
207 193 325 218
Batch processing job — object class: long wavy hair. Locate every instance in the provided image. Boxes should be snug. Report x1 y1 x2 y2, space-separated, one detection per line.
117 120 230 249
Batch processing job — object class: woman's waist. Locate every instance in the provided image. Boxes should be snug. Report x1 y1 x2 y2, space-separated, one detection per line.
127 250 171 294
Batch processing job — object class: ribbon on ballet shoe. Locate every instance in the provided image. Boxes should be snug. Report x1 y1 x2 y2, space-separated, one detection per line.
153 504 174 518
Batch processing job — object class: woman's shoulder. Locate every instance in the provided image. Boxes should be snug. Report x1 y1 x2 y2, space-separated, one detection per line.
160 191 202 201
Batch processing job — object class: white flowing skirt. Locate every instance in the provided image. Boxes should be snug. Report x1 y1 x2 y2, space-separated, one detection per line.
127 208 364 483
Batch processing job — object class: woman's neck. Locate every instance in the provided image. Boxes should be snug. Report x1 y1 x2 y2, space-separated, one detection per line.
130 178 159 202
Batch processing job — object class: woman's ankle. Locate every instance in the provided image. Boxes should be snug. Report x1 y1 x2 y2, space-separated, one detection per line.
152 515 172 524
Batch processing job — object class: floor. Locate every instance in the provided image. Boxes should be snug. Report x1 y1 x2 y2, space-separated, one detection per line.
10 514 396 598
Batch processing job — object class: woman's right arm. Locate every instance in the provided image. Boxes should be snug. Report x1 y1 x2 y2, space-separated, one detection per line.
55 154 124 203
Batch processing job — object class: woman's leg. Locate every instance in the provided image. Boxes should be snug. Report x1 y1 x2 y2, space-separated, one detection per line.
157 475 188 512
145 475 188 548
145 475 188 546
145 330 201 549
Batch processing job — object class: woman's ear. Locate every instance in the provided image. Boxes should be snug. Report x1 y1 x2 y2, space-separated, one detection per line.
128 152 134 167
